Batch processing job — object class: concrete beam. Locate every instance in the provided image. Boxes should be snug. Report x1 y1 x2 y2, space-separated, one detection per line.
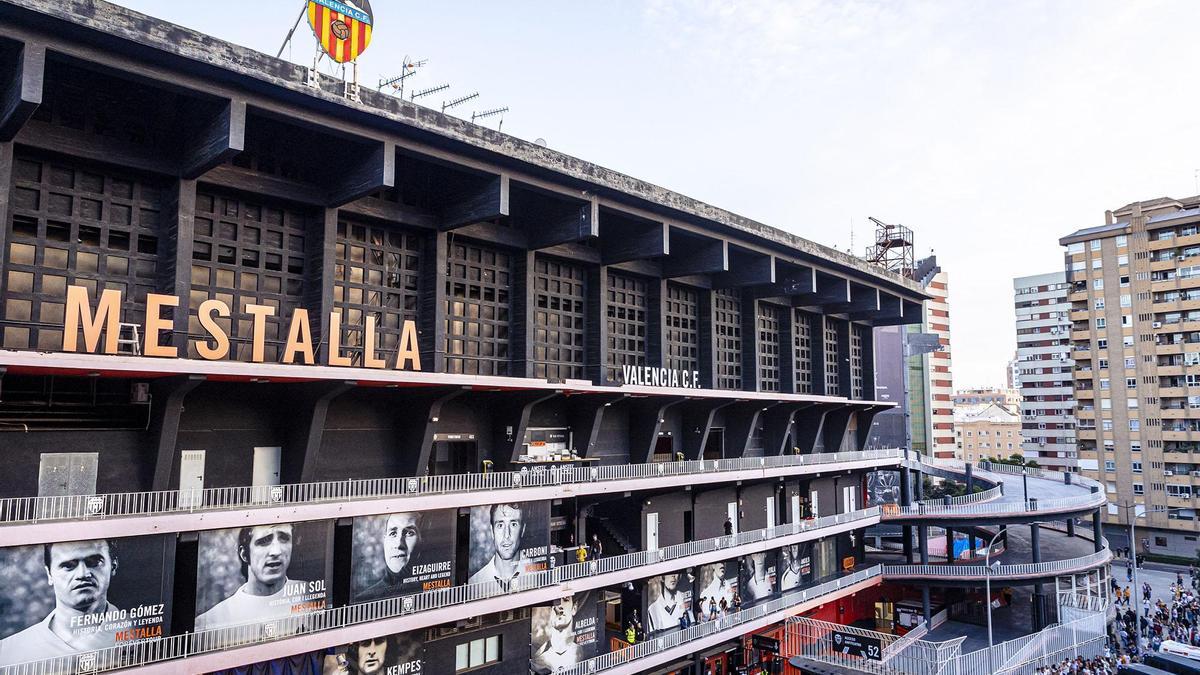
0 41 43 142
180 98 246 179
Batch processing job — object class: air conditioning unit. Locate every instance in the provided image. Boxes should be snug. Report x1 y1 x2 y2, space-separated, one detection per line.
1165 470 1175 476
1154 322 1163 328
1190 471 1200 477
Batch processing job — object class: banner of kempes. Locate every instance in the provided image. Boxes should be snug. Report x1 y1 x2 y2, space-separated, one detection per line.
60 285 421 371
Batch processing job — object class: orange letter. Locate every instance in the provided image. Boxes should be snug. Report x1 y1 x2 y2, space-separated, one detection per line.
143 294 179 358
327 312 351 367
282 309 315 365
394 319 422 371
245 304 275 363
196 299 230 360
63 285 121 354
363 314 386 369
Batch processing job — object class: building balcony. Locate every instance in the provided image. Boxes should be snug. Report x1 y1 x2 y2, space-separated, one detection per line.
1163 431 1197 442
0 448 905 544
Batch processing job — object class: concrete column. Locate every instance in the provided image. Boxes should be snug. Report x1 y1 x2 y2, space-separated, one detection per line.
1031 524 1044 632
922 586 932 626
919 525 929 565
1066 518 1075 538
1092 510 1103 553
916 473 925 501
965 462 974 491
901 467 913 563
943 496 953 563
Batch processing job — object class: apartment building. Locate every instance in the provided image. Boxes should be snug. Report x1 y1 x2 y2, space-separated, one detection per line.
954 403 1022 464
910 257 956 459
1013 272 1077 471
952 387 1020 412
1062 196 1200 557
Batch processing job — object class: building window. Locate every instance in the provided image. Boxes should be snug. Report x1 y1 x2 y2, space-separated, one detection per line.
664 282 699 375
794 310 815 394
1093 278 1104 290
333 220 422 367
850 324 867 399
1090 239 1101 250
1133 483 1144 495
3 154 163 352
1116 235 1128 247
757 302 783 392
445 241 512 376
532 256 585 380
1095 318 1106 329
1104 460 1115 471
191 191 309 362
824 318 841 396
713 289 742 390
606 272 647 382
1130 420 1140 431
1132 461 1142 473
455 635 502 672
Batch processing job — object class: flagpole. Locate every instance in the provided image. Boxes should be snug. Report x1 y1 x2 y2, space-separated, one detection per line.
276 1 309 58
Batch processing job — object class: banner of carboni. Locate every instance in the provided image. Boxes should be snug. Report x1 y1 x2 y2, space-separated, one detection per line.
60 285 421 370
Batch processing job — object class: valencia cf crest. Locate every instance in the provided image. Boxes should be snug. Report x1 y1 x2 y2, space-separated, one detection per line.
307 0 374 64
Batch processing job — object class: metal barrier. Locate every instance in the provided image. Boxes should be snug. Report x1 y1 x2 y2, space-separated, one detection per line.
1 509 883 675
0 449 903 526
556 566 883 675
880 539 1110 580
786 591 1109 675
784 614 964 675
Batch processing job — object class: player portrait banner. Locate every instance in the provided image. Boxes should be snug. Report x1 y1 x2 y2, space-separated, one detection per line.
0 534 172 665
739 551 777 607
322 631 423 675
644 570 694 635
467 501 550 594
866 471 901 507
307 0 374 64
695 560 738 620
778 543 814 592
351 509 455 603
530 590 602 674
195 521 330 632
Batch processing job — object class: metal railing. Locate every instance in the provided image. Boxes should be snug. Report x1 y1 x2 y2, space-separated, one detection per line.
916 483 1003 507
556 566 883 675
0 449 903 526
2 509 882 675
880 539 1110 580
784 614 964 675
786 591 1109 675
888 490 1106 518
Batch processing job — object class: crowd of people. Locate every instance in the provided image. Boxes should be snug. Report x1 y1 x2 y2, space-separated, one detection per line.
1033 654 1126 675
1108 564 1200 657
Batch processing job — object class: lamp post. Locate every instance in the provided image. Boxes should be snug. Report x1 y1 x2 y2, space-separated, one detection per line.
984 527 1006 672
1113 500 1145 652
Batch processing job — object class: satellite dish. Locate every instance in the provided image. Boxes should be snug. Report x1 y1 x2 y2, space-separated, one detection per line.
534 138 547 147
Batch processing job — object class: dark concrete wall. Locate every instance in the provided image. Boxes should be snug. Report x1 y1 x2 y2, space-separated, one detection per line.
641 491 691 549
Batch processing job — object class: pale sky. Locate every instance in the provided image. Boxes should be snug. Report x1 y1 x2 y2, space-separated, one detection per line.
112 0 1200 387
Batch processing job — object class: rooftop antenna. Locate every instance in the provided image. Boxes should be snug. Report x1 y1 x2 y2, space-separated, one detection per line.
379 56 428 99
443 91 480 114
472 106 510 131
411 83 449 102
